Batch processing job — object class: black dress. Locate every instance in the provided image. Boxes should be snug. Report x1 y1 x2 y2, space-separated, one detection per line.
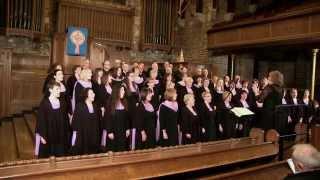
159 104 179 147
73 81 92 111
181 107 200 144
36 98 70 158
70 102 101 155
134 103 157 149
104 106 130 152
216 102 235 139
92 81 106 109
199 101 217 141
257 84 283 131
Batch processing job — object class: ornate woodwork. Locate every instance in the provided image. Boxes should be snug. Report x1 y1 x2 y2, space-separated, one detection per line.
207 2 320 52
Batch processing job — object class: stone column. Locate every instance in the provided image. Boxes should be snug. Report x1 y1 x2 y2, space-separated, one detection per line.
311 49 318 99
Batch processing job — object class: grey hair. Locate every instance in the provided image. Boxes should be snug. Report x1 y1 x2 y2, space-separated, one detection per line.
292 144 320 169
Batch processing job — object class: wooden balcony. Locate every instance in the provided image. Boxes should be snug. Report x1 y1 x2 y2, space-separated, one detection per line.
0 0 44 38
57 0 134 48
207 1 320 52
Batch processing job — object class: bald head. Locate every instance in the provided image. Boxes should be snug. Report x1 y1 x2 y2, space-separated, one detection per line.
292 144 320 171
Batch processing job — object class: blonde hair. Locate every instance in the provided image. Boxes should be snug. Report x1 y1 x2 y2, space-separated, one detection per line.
202 91 211 98
183 94 194 105
268 70 283 87
80 69 92 81
292 144 320 169
184 77 193 84
222 91 232 101
164 88 177 101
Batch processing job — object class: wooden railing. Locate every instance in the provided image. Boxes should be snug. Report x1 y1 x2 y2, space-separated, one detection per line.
0 138 279 179
57 0 134 47
0 0 43 37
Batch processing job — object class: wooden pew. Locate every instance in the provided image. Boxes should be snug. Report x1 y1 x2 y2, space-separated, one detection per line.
12 117 34 160
199 161 291 180
0 120 18 162
0 137 278 179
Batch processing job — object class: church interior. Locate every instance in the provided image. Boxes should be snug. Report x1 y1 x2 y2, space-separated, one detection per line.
0 0 320 179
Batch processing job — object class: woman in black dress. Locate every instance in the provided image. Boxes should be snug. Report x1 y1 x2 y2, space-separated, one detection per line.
92 68 105 108
42 63 63 94
181 94 200 144
134 88 157 149
66 65 82 113
72 69 92 113
256 70 284 131
103 85 130 152
70 88 101 155
199 91 217 142
35 81 69 158
216 91 234 139
146 69 161 110
158 88 179 147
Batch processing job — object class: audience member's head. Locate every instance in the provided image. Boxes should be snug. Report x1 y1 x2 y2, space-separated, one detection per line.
292 144 320 172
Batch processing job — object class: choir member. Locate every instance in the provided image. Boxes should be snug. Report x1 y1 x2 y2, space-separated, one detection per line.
181 94 200 144
235 90 253 137
216 91 234 139
147 69 161 110
42 63 63 94
134 88 157 149
177 77 194 110
193 76 203 111
213 78 224 107
234 75 242 89
92 68 105 108
202 68 209 79
193 67 202 82
82 59 91 69
160 73 175 102
211 75 218 89
138 62 147 81
71 88 101 155
124 72 140 138
103 85 130 152
66 65 82 112
133 66 144 89
256 70 283 131
35 81 69 158
300 89 313 124
121 62 130 76
72 69 92 112
158 88 179 147
101 71 113 107
199 91 217 142
111 67 124 87
224 75 230 91
102 60 111 75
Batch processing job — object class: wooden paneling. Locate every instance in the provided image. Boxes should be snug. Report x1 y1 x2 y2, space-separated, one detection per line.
0 138 279 179
0 49 12 118
200 161 290 180
207 4 320 51
10 70 46 114
57 0 134 47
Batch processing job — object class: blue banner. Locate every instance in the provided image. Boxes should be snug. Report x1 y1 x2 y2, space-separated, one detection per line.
67 27 88 56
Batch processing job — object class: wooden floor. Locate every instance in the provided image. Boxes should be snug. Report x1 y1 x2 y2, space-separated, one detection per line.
0 111 37 163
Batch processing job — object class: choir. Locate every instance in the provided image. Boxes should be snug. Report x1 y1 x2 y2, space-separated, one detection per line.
35 60 320 158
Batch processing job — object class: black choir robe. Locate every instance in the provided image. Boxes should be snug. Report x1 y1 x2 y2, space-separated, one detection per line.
70 102 101 155
199 101 217 141
234 100 254 137
257 84 282 131
192 85 203 111
150 82 161 110
35 98 70 158
213 90 223 107
159 105 179 147
104 105 130 152
92 81 105 108
181 107 200 144
134 103 157 149
216 102 235 139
